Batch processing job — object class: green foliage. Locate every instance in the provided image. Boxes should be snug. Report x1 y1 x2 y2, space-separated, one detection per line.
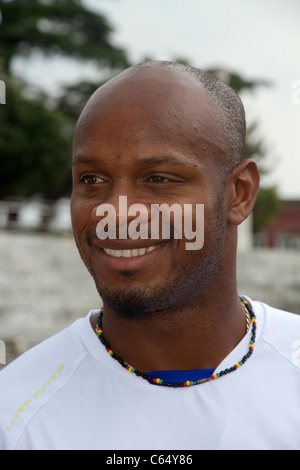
0 78 73 199
0 0 129 199
207 67 271 93
253 187 283 233
0 0 129 74
58 79 103 120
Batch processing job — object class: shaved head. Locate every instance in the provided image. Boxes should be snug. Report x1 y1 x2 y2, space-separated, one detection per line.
75 60 246 180
132 61 246 170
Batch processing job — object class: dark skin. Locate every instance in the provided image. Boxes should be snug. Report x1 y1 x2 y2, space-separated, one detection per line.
71 65 260 373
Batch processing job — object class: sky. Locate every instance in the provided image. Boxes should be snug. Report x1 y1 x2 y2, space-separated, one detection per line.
14 0 300 199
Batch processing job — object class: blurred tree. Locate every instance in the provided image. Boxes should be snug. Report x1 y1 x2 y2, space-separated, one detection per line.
58 78 103 120
206 67 270 94
0 0 129 199
0 78 73 199
252 186 283 234
0 0 129 74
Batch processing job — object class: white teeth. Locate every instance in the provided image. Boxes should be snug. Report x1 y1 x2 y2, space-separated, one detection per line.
103 246 156 258
122 250 132 258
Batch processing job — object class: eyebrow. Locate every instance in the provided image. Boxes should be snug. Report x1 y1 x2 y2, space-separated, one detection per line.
72 155 98 167
138 156 197 168
72 154 198 169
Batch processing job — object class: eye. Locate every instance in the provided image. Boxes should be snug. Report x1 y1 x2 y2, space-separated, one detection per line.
147 175 174 184
80 174 105 185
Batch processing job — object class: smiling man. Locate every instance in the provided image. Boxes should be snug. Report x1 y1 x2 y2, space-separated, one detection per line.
1 61 300 451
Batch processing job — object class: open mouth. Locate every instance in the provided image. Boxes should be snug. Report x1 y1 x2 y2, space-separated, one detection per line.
90 240 169 272
103 246 157 258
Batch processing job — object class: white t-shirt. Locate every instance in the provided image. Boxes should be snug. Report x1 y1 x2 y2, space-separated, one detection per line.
1 298 300 450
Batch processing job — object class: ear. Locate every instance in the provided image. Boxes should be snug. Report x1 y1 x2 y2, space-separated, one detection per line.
227 159 260 226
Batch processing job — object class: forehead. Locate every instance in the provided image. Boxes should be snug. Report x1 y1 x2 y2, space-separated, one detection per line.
73 66 224 158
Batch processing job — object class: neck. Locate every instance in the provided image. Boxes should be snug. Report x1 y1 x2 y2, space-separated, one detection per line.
92 282 247 373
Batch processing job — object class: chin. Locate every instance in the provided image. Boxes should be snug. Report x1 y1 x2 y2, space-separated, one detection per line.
96 284 168 320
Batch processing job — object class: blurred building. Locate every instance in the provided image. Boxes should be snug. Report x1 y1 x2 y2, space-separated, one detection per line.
254 200 300 249
0 197 71 234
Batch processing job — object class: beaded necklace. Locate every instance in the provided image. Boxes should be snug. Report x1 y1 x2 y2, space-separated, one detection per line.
95 297 257 387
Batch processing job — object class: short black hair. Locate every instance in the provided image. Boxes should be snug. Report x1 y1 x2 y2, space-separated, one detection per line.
133 61 246 173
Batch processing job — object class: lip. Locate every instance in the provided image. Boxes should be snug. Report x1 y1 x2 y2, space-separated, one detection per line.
91 237 167 250
91 240 169 272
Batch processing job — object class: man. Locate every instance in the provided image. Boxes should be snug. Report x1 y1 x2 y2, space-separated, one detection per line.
1 61 300 450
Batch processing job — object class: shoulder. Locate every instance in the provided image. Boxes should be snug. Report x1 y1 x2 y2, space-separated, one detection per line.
251 298 300 370
0 316 89 450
